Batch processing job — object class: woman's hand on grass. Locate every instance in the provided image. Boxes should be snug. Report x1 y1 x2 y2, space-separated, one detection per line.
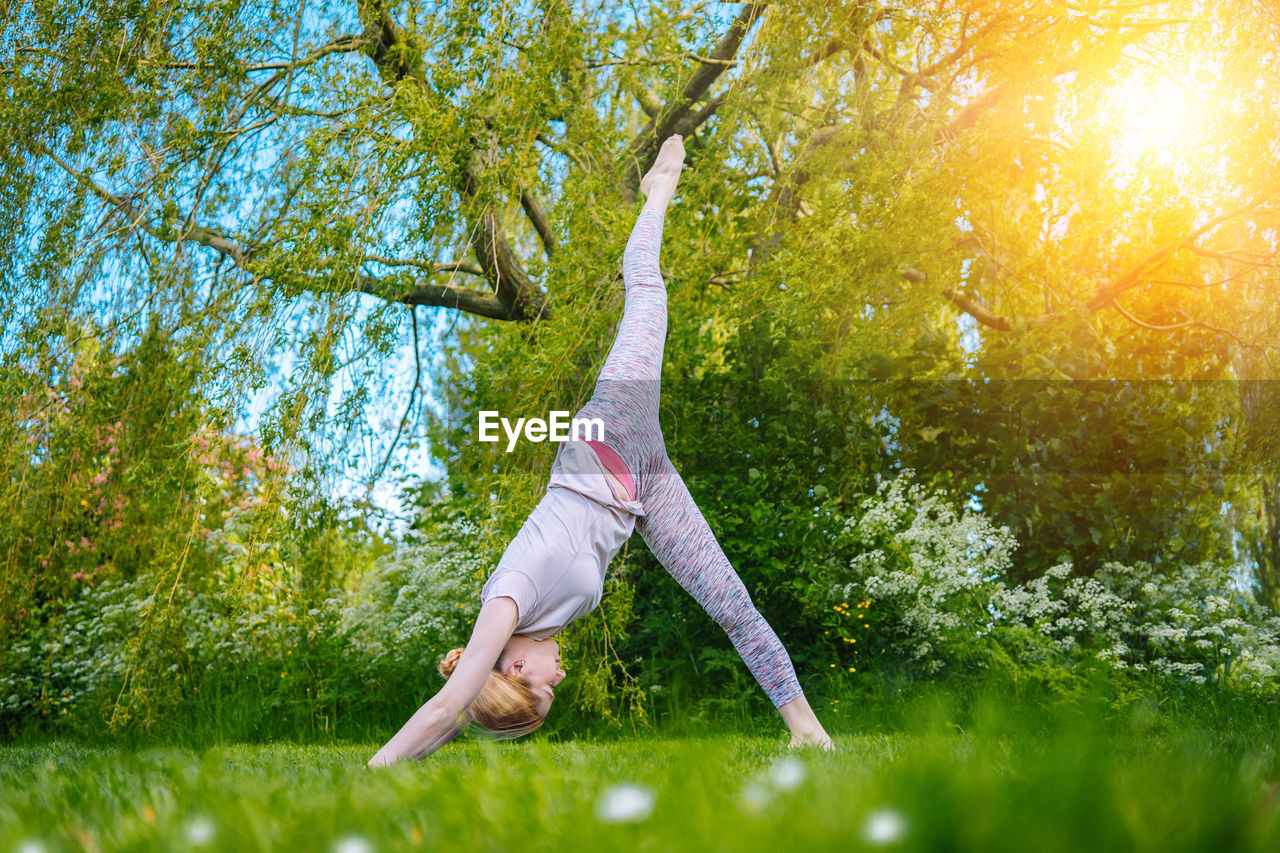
367 702 467 767
367 598 518 767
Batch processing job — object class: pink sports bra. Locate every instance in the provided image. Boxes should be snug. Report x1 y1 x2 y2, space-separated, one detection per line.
584 440 635 502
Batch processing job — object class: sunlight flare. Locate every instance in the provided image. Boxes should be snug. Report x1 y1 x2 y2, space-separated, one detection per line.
1103 59 1212 182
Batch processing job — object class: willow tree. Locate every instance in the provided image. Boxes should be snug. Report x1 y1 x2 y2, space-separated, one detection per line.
8 3 1270 344
4 1 1280 653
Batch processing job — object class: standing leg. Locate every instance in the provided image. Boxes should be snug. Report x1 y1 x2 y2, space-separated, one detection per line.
636 455 804 709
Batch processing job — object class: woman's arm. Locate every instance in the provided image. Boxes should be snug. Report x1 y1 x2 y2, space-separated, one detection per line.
367 597 519 766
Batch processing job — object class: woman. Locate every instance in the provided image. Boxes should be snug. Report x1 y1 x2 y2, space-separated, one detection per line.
368 135 833 766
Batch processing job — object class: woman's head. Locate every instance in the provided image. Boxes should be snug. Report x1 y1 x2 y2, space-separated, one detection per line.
438 636 566 737
499 635 566 717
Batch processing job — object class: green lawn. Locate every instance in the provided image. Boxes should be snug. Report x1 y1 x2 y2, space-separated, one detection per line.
2 704 1278 853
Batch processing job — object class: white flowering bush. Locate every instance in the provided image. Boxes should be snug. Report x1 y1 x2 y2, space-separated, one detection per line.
828 474 1019 674
992 559 1280 692
1 524 490 736
8 468 1280 738
339 536 488 667
1 572 161 725
0 568 324 730
826 473 1280 695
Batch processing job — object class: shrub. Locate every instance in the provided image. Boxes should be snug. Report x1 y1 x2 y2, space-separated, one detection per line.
820 473 1280 696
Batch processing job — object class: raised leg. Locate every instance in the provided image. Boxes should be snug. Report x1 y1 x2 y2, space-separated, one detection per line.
572 138 686 494
594 134 686 392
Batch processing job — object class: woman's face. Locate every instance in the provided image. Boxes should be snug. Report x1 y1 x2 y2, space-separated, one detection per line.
504 636 566 718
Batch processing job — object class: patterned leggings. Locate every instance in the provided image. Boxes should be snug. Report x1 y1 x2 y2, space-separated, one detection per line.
572 207 804 709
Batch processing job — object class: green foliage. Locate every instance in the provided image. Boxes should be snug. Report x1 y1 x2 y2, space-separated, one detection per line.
4 0 1280 741
554 548 651 734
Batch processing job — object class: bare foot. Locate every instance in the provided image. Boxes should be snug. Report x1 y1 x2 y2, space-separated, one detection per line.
788 730 835 751
640 134 685 202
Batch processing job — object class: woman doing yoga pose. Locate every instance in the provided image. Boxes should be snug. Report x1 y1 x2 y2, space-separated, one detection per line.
368 136 832 766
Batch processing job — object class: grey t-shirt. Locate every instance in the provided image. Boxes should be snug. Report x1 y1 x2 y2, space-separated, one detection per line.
480 439 645 640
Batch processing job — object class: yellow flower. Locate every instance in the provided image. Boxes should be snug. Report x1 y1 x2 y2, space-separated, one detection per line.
830 663 836 668
848 667 856 673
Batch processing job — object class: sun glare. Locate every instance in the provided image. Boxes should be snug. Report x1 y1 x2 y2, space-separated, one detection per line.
1110 75 1193 168
1092 51 1219 187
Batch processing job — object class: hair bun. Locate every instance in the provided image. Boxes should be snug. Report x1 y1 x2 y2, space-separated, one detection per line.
439 647 465 678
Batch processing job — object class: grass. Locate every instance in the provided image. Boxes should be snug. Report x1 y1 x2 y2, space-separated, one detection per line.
2 688 1278 852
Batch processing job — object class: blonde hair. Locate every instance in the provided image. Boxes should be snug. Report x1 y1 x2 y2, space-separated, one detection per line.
439 648 544 739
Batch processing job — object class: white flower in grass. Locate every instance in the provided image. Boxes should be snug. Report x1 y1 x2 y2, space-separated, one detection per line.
862 809 907 845
595 783 655 823
769 756 806 791
333 835 374 853
184 817 216 845
14 841 47 853
738 780 773 814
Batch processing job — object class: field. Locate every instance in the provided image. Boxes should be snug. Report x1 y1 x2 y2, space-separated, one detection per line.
3 689 1277 852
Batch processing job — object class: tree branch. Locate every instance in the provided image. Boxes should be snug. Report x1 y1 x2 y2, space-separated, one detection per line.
535 131 589 171
586 50 739 70
630 81 664 118
367 306 423 490
358 279 510 318
37 140 250 265
1185 245 1277 267
935 85 1005 143
941 287 1015 331
520 190 558 258
1106 297 1260 348
358 1 549 321
614 3 766 202
363 255 487 277
1085 203 1264 312
457 147 550 321
359 6 425 84
748 123 845 272
36 139 513 320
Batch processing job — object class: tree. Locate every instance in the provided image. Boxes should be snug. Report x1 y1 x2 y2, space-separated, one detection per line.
11 2 1274 334
5 1 1280 716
